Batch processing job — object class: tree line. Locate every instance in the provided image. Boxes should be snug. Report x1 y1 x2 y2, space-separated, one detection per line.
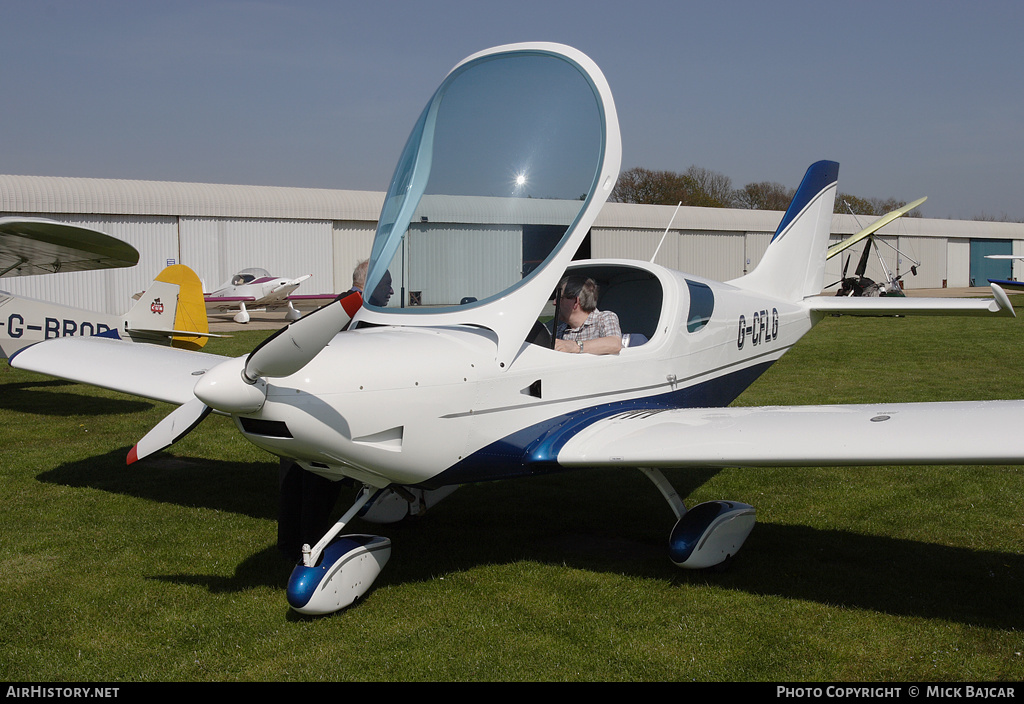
611 165 922 218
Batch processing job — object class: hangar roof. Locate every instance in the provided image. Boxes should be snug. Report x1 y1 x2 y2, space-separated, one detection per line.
0 174 384 221
2 174 1022 240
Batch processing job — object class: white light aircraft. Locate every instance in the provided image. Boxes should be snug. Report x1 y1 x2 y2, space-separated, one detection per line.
11 43 1024 616
986 255 1024 292
205 268 335 323
0 217 212 357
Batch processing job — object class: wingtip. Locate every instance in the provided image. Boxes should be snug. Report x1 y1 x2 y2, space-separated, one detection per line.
990 283 1016 318
127 445 139 465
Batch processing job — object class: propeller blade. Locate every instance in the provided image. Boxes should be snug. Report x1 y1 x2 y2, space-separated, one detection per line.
243 290 362 382
128 398 212 465
855 239 872 278
271 274 312 296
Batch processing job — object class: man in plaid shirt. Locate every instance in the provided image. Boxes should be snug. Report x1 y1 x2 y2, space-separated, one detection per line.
553 275 622 355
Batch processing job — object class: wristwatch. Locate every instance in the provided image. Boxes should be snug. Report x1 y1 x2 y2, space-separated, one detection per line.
577 341 584 353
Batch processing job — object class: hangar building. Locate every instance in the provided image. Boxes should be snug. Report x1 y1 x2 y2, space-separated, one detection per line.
2 173 1022 315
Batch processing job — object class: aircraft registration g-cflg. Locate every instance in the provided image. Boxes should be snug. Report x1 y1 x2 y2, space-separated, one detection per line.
205 268 335 323
0 217 213 357
11 43 1024 616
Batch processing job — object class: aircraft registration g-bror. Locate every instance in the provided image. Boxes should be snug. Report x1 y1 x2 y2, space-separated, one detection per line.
11 43 1024 616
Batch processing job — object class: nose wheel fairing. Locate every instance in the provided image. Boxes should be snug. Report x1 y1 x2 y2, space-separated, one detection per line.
287 534 392 615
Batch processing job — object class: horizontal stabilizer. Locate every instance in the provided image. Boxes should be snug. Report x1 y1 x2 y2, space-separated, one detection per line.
807 284 1015 317
129 328 224 339
558 400 1024 468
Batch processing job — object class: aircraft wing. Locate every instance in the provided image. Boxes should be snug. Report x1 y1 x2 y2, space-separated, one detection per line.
9 335 228 406
287 294 337 302
205 295 257 303
0 217 140 277
557 400 1024 469
806 284 1015 317
826 197 927 260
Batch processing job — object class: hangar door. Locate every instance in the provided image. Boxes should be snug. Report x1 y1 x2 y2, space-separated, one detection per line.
969 239 1012 286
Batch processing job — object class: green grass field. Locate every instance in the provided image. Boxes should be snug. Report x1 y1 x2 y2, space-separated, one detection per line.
2 304 1023 682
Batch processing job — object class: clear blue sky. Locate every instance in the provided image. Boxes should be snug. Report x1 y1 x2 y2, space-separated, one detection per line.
3 0 1022 221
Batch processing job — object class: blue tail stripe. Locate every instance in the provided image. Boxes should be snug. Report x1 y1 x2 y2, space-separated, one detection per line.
771 160 839 242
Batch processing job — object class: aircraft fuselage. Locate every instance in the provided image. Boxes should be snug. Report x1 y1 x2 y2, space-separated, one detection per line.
0 292 120 358
231 260 815 489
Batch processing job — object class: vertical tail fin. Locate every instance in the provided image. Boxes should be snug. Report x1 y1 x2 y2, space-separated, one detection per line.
730 160 839 301
125 265 212 350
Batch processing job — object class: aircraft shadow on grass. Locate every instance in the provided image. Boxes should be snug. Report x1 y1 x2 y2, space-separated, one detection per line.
0 378 152 416
37 452 1024 629
37 448 280 521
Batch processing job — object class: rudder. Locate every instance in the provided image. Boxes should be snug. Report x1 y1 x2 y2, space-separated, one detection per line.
125 265 211 350
729 161 839 301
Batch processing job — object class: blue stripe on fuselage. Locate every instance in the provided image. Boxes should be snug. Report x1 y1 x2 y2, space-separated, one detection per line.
422 360 774 488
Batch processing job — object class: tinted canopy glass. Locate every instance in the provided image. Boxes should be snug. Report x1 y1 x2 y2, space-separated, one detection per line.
364 50 605 312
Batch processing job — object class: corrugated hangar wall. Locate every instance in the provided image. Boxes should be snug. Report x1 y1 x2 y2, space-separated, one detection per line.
178 217 335 293
0 175 384 315
2 174 1024 314
591 228 756 281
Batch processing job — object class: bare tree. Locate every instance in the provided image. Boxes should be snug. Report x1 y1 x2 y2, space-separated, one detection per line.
614 165 929 219
973 211 1022 222
611 167 691 205
838 194 923 217
683 166 735 208
735 181 794 211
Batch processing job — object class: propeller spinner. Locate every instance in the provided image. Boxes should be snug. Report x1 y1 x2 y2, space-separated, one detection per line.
127 291 363 464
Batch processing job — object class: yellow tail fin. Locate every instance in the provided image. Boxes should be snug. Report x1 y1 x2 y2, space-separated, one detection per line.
154 264 209 350
126 265 213 350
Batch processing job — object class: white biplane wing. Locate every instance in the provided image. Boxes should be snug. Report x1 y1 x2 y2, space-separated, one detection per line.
0 217 140 277
557 400 1024 468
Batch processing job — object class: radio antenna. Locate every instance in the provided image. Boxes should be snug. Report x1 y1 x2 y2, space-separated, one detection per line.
651 202 682 263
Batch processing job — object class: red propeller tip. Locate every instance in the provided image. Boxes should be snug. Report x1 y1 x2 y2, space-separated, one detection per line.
339 290 363 317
